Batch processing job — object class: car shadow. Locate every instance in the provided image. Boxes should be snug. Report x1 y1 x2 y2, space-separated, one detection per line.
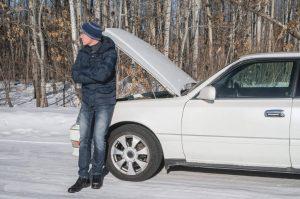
167 165 300 180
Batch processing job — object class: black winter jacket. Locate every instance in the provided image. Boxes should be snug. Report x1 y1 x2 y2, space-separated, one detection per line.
71 36 117 106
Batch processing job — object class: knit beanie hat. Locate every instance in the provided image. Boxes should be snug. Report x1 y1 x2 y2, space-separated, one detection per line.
81 22 103 40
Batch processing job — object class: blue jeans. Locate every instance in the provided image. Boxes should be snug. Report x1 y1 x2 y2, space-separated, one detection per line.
78 102 115 178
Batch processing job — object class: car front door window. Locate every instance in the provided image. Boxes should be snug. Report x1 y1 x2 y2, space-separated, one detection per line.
213 61 295 98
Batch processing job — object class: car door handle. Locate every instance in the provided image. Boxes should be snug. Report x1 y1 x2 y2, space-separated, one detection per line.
264 110 285 117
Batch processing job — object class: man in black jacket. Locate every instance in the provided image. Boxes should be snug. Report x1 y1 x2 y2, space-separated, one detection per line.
68 22 117 193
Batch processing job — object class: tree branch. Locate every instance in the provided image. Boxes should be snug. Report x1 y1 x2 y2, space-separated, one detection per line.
228 0 300 40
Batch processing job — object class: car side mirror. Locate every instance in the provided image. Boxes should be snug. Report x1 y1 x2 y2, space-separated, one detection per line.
197 86 216 101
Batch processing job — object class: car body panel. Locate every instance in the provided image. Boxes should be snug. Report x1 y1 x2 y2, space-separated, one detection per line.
109 96 189 159
103 28 196 96
182 98 292 168
290 98 300 168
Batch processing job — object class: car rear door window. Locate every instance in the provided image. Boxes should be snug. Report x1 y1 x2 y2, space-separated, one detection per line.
213 61 295 98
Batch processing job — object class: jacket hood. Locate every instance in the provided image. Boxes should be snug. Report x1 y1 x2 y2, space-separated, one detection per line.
98 36 115 54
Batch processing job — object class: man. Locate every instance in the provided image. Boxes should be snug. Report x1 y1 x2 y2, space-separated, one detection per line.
68 22 117 193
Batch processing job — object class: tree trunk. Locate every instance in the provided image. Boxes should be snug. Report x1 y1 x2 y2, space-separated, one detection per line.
124 0 129 31
82 0 89 21
94 0 100 21
268 0 275 52
192 0 201 80
37 0 48 107
118 0 123 28
226 4 237 65
163 0 171 57
206 0 213 66
70 0 82 103
179 1 190 69
102 0 109 27
0 68 13 107
110 0 116 27
25 32 30 85
256 2 262 51
228 0 300 40
76 0 82 30
284 0 292 45
4 85 13 107
69 0 79 61
29 0 48 107
31 45 41 107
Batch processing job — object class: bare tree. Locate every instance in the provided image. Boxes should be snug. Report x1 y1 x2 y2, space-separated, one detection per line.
179 1 191 69
94 0 100 21
192 0 201 79
29 0 48 107
2 0 300 108
163 0 171 57
268 0 275 51
256 2 262 51
123 0 129 31
76 0 82 29
69 0 79 61
228 0 300 40
0 58 13 107
206 0 213 66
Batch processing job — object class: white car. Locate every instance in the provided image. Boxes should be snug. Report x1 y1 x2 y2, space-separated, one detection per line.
70 28 300 181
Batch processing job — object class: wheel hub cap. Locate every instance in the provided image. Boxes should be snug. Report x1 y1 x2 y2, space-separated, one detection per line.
111 134 150 175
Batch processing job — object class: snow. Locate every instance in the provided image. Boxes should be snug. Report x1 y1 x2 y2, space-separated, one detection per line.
0 81 158 108
0 82 79 108
1 108 300 199
0 107 77 143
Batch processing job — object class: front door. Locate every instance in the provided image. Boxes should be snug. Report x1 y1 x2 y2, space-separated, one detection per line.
290 64 300 168
182 60 296 168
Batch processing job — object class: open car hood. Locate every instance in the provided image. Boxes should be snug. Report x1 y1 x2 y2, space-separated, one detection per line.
103 28 196 96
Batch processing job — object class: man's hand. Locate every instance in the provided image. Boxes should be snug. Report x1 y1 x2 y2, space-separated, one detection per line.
71 50 100 84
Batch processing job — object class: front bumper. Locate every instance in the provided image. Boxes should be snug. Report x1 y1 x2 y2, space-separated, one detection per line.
69 124 80 156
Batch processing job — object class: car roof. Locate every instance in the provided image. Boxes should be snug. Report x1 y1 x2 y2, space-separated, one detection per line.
239 52 300 61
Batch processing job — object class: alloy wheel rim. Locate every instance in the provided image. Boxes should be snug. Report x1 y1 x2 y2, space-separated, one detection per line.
111 134 150 175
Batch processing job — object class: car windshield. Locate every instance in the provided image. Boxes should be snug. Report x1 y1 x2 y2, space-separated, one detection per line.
182 61 237 96
188 81 204 93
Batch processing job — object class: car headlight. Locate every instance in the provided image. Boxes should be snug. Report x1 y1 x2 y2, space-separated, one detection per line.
69 124 80 148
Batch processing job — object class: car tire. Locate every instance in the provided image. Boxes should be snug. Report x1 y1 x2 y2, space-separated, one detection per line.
106 124 163 181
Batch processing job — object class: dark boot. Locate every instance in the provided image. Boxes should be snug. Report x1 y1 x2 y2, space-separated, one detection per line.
68 177 90 193
91 175 103 189
103 165 109 177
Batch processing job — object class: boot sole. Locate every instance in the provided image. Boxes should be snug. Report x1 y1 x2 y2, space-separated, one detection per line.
68 183 91 193
91 185 102 189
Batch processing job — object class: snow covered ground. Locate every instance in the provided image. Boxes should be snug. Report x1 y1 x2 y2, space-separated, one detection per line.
0 82 80 108
1 108 300 199
0 81 159 108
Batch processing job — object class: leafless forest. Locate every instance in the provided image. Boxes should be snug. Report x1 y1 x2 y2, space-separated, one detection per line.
1 0 300 107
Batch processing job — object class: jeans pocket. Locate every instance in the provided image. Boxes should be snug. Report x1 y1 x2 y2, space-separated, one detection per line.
94 85 114 95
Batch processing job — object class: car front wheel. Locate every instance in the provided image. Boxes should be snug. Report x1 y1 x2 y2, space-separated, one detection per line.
106 124 163 181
